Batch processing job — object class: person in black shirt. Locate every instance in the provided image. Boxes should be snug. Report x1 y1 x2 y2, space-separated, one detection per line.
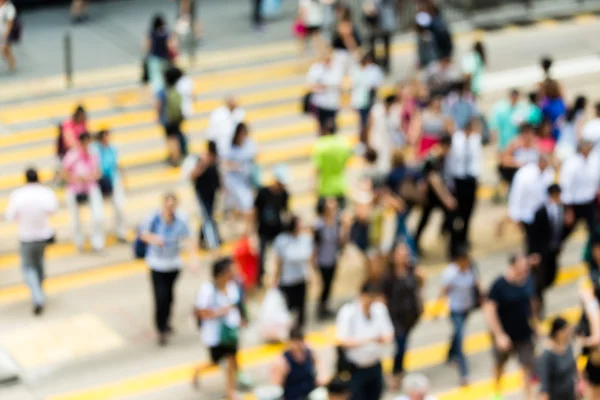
253 165 290 286
485 254 536 400
190 141 221 249
413 135 458 258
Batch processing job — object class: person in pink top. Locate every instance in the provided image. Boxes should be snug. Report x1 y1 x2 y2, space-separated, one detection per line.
61 132 105 251
60 105 88 158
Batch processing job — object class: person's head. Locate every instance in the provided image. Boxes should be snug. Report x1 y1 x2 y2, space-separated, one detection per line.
78 132 92 151
567 95 587 123
284 215 302 235
438 134 452 156
359 281 382 310
541 56 553 76
361 52 376 67
225 96 238 111
403 373 430 400
547 183 561 204
151 14 166 32
509 89 520 105
427 94 443 112
164 67 180 88
272 164 289 190
317 197 339 218
336 5 352 22
384 94 397 111
391 149 405 169
231 122 248 147
96 129 110 145
537 153 552 171
73 105 86 124
326 375 350 400
579 138 595 157
364 147 378 165
415 11 432 31
454 245 470 270
288 327 305 353
212 257 234 286
473 41 486 66
528 91 538 105
321 117 337 135
549 316 571 345
25 168 39 184
162 192 178 219
519 123 536 144
545 80 561 100
390 241 412 268
508 253 530 282
538 120 553 139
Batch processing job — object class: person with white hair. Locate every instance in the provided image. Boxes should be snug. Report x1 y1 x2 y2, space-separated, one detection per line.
395 373 438 400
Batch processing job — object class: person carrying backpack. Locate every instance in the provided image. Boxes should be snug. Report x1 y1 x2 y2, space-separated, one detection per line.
158 67 187 166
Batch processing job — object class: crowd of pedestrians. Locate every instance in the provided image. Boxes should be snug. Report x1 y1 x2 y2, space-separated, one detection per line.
4 0 600 400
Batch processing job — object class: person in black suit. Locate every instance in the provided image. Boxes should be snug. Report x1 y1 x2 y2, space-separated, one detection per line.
528 184 565 317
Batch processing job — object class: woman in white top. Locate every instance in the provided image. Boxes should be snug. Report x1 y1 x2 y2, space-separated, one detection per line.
366 94 402 174
223 123 257 216
351 52 384 141
193 257 247 400
297 0 326 56
273 215 314 329
307 47 344 133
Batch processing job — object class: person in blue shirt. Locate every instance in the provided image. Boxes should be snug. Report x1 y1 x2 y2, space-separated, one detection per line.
92 130 127 242
541 81 566 141
140 192 196 345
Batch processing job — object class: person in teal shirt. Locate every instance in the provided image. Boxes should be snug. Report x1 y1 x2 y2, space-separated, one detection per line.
489 89 529 151
461 41 486 98
525 92 543 127
92 130 127 241
312 125 353 210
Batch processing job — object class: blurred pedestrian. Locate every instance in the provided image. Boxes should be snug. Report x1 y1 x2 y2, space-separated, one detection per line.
92 130 127 243
382 242 424 390
174 0 201 63
351 52 384 142
174 67 196 119
331 5 361 74
206 97 245 157
4 168 58 316
557 95 587 161
395 373 438 400
297 0 326 57
336 281 394 400
484 254 536 400
145 15 176 94
538 317 578 400
271 327 324 399
253 0 264 30
363 0 397 73
71 0 88 23
140 193 195 345
157 67 187 166
272 215 314 328
59 105 88 157
253 165 290 286
366 94 401 174
0 0 17 72
414 94 453 159
307 47 343 133
194 257 247 400
461 41 486 99
498 123 541 188
62 132 105 252
414 12 438 71
541 81 566 141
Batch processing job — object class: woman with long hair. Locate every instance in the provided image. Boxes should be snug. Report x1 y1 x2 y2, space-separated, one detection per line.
145 14 177 94
331 5 361 74
462 41 486 99
381 241 424 391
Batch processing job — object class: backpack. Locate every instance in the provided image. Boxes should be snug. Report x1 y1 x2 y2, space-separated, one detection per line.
133 214 161 259
164 88 184 125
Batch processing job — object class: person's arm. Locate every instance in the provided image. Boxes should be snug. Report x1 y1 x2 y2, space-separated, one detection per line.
537 351 551 400
307 64 326 93
140 215 164 247
484 297 512 352
190 157 208 180
338 22 358 53
194 286 234 320
500 140 520 168
507 170 526 223
376 304 395 344
270 356 290 387
382 189 405 213
581 290 600 348
428 172 456 211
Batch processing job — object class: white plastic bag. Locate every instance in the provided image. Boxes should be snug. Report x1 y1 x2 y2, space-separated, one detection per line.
258 289 292 342
180 154 199 182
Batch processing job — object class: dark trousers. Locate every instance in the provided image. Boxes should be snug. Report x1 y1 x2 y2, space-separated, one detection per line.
454 177 478 246
349 363 383 400
368 33 391 72
358 107 371 143
448 311 469 378
415 199 460 258
253 0 263 25
317 107 338 133
280 281 307 328
319 263 337 310
258 234 274 286
150 269 180 333
498 165 518 187
196 191 220 249
393 331 410 375
535 249 559 305
564 200 596 241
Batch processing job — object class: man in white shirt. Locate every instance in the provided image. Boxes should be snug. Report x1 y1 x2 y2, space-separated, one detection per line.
449 118 482 246
507 153 555 249
0 0 17 72
336 281 394 400
307 48 343 133
559 139 600 240
206 97 245 157
4 168 58 315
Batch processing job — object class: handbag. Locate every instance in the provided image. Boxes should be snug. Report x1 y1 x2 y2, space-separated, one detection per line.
302 92 313 115
219 322 239 346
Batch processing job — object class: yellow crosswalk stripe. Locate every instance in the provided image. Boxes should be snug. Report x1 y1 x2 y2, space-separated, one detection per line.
46 282 584 400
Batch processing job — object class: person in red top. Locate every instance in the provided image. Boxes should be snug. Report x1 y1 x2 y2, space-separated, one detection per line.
61 132 105 252
60 106 88 157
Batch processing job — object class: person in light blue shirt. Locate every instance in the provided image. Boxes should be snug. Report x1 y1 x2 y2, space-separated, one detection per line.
92 130 127 241
140 192 195 345
489 89 529 151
